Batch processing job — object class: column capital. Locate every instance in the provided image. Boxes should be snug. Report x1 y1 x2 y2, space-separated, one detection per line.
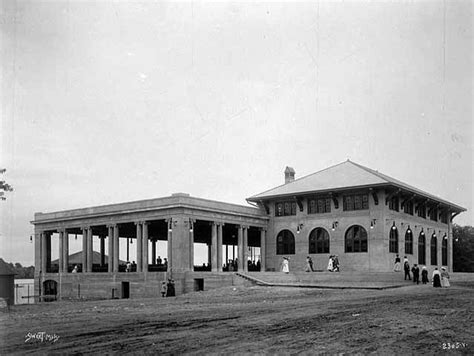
140 221 149 226
106 224 118 229
259 227 267 232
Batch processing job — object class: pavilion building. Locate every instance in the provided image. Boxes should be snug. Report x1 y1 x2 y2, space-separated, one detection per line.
32 160 465 300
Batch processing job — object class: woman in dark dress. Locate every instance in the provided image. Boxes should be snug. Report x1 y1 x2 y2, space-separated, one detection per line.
432 268 442 288
421 266 429 284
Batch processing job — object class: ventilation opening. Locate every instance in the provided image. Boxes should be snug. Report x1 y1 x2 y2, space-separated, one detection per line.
121 281 130 299
194 278 204 291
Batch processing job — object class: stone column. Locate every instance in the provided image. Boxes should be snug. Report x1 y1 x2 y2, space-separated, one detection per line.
46 232 51 273
99 236 105 267
243 226 249 272
108 225 114 272
151 239 157 265
136 222 142 272
217 224 223 272
82 227 88 272
142 222 148 272
63 230 69 273
211 222 218 272
260 228 266 271
237 226 243 271
448 220 453 272
58 230 64 273
41 232 47 274
189 220 194 270
113 225 119 273
87 228 93 272
167 219 172 272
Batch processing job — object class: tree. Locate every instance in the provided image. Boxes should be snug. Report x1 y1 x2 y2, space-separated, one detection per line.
453 224 474 272
0 168 13 200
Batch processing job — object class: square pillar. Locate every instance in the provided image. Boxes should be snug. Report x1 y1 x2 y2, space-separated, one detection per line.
113 225 119 273
167 219 173 272
217 224 223 272
63 230 69 273
135 222 142 272
189 220 195 270
448 221 453 272
82 228 88 272
142 222 148 272
87 228 93 272
151 239 157 265
237 226 243 271
260 229 266 272
243 227 248 272
45 233 51 273
41 232 47 274
211 223 218 272
58 231 64 273
100 236 105 267
108 226 114 272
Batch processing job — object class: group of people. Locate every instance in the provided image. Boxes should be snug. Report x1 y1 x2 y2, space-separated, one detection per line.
160 278 176 297
394 254 450 288
280 255 341 273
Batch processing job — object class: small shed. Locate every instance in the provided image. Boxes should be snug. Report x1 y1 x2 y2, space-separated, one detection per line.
0 261 16 306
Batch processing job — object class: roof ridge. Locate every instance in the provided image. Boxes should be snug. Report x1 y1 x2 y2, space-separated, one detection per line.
346 160 391 182
248 160 349 199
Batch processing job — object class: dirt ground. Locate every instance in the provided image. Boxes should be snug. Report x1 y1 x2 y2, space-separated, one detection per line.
1 282 473 355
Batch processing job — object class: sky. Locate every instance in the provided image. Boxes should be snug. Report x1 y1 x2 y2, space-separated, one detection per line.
1 0 472 266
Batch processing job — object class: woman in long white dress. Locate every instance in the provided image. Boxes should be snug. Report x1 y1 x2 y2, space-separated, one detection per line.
281 257 290 273
327 255 334 272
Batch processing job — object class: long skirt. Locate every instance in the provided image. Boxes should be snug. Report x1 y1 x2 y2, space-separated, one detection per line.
327 260 333 272
394 262 401 272
442 277 450 288
433 274 441 288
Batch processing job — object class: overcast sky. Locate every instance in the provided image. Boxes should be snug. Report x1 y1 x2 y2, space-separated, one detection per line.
1 0 472 266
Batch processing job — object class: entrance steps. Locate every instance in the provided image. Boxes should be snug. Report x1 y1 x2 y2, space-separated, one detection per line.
235 271 413 290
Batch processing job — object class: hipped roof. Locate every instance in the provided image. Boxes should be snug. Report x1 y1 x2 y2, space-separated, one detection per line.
248 160 465 212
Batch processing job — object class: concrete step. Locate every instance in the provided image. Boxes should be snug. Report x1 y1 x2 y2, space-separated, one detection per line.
246 271 413 285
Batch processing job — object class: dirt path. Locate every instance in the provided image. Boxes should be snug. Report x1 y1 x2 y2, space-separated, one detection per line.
1 283 473 355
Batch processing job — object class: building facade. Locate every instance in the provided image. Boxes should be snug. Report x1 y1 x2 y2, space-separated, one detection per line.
32 161 465 300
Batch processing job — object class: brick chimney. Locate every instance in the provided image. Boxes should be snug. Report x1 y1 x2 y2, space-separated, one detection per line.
284 166 295 184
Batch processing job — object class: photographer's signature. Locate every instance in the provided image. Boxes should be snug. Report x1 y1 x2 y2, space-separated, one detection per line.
25 332 60 343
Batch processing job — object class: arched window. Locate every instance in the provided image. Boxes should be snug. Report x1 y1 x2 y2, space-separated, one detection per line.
389 226 398 253
405 229 413 255
442 237 448 265
418 233 426 265
276 230 295 255
431 234 437 265
345 225 368 253
309 228 330 254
